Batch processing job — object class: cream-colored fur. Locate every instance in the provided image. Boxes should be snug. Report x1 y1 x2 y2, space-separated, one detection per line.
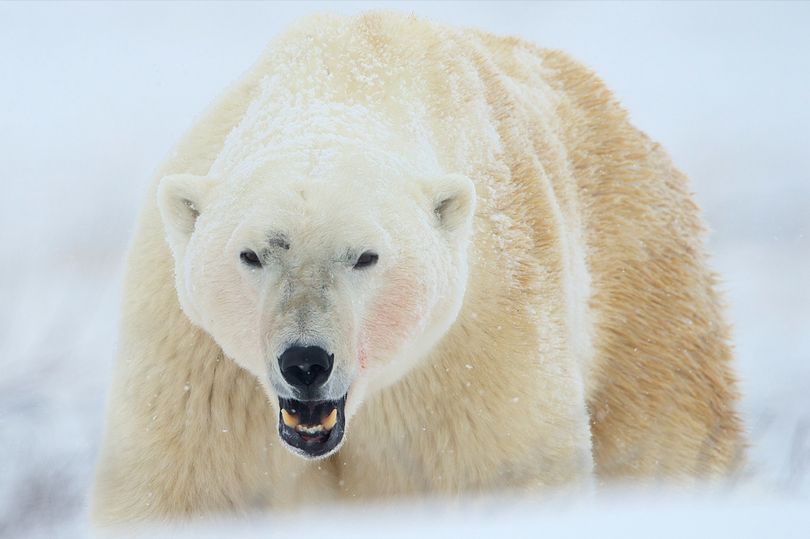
92 13 743 526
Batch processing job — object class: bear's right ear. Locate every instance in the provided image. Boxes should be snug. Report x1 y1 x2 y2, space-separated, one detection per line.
157 173 218 246
421 173 477 234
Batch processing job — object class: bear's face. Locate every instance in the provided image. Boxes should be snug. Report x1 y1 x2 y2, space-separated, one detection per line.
158 158 475 458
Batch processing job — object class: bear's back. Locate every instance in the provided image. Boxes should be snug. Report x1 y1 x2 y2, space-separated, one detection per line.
437 26 745 476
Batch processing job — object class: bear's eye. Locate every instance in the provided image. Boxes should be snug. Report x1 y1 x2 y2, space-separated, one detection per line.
353 251 379 269
240 250 262 268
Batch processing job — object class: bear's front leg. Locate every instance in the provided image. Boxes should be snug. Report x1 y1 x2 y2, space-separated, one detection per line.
336 331 595 498
91 332 339 526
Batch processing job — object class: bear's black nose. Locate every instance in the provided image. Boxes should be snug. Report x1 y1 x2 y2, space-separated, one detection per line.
278 345 334 391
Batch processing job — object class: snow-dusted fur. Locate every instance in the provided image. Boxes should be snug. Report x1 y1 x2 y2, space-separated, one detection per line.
92 12 744 526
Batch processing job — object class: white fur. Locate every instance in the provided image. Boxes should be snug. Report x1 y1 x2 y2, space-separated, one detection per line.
93 13 611 526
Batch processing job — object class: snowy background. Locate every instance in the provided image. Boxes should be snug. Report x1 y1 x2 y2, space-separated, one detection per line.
1 1 808 537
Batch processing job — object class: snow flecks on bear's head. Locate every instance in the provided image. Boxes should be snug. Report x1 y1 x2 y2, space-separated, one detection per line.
209 12 504 190
210 88 438 189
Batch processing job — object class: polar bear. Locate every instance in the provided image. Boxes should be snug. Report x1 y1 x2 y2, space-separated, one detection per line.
92 12 744 525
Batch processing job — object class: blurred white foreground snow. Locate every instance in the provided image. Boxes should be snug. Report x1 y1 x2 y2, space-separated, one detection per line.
0 2 808 537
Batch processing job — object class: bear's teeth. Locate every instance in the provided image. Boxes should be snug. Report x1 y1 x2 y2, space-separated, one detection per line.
283 408 337 433
281 409 299 428
295 424 325 434
321 408 338 431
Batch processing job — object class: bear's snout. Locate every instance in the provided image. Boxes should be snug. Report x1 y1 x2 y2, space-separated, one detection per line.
278 345 334 395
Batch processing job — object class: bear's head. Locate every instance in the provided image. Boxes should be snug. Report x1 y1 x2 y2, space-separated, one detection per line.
157 154 475 458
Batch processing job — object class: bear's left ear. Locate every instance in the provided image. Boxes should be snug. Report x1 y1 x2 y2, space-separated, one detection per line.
422 173 477 233
157 173 218 249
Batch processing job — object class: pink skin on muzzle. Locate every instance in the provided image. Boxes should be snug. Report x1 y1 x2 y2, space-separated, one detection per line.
362 272 427 372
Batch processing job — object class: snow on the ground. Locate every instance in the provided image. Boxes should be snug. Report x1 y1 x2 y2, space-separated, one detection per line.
1 2 808 537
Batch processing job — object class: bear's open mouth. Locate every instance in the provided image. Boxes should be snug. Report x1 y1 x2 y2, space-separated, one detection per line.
277 394 347 458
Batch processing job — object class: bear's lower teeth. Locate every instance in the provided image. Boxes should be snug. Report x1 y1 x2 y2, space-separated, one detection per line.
281 409 299 428
296 424 325 434
282 407 338 433
321 408 338 430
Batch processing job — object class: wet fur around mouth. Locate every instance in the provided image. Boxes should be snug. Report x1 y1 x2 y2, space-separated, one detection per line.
278 394 347 458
